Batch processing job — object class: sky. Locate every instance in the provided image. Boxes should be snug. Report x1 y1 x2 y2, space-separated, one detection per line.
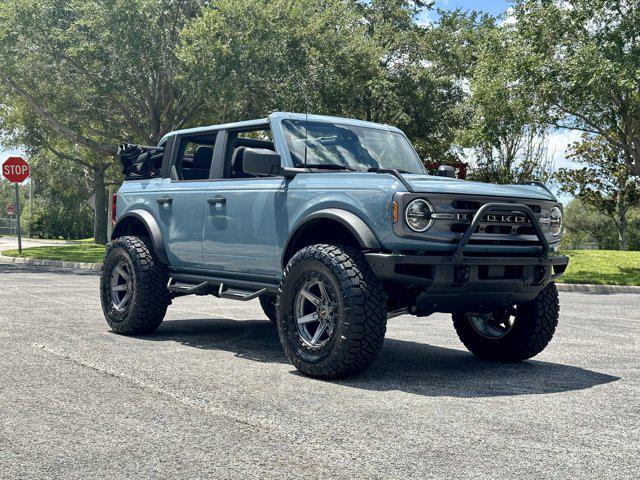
428 0 511 17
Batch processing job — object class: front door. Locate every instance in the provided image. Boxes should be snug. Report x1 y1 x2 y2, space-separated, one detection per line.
203 177 284 277
202 127 283 278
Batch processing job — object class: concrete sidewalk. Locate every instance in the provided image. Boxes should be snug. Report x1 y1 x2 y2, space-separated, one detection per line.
0 235 72 251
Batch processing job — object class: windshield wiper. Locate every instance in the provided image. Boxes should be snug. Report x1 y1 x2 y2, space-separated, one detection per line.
367 167 411 174
367 167 414 192
304 163 357 171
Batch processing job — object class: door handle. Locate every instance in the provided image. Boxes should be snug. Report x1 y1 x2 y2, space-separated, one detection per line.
207 196 227 206
156 196 173 205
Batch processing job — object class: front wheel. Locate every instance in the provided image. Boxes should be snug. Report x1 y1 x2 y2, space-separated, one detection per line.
452 283 559 361
100 236 171 335
276 244 387 378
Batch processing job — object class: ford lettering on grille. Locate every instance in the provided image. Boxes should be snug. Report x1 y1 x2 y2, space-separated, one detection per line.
456 213 529 223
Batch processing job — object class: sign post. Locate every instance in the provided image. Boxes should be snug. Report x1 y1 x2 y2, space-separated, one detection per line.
14 182 22 253
2 156 30 254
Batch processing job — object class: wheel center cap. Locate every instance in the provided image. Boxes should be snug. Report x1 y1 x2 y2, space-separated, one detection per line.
318 305 328 319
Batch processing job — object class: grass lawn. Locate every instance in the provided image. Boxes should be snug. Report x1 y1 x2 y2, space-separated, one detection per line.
560 250 640 286
2 243 106 264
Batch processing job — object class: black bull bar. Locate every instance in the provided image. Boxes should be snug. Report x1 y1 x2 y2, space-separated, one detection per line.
365 202 569 289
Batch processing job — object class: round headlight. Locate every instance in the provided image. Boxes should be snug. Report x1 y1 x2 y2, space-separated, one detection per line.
549 206 562 236
405 199 434 232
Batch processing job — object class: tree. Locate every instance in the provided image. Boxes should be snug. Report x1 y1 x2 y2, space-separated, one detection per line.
560 198 618 250
406 9 496 162
556 136 640 250
514 0 640 177
180 0 471 163
0 0 207 242
27 151 95 240
180 0 383 124
458 25 554 184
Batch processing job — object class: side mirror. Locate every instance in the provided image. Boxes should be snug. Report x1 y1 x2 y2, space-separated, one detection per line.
437 165 456 178
242 148 282 176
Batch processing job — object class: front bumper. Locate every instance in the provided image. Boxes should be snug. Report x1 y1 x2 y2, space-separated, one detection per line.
365 252 568 314
365 202 569 315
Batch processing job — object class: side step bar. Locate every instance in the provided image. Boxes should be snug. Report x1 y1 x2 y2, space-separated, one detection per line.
217 284 267 301
167 279 211 295
167 278 269 301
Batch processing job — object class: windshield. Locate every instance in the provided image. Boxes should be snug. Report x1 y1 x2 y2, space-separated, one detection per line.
281 120 425 174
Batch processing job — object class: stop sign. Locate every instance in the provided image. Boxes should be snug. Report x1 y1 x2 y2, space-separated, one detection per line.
2 156 30 183
7 205 14 216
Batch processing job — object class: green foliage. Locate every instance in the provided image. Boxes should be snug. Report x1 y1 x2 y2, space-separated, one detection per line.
513 0 640 176
560 198 619 250
556 136 640 249
180 0 380 121
459 24 553 184
27 152 94 239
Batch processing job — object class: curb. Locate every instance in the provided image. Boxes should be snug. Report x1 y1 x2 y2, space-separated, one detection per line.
555 283 640 294
0 255 102 271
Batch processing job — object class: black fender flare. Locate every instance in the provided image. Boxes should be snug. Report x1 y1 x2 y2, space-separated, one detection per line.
284 208 381 264
111 209 169 265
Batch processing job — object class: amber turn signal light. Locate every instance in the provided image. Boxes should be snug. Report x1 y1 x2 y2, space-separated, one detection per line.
392 200 398 223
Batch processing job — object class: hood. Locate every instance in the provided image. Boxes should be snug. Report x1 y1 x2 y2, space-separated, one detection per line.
403 174 557 202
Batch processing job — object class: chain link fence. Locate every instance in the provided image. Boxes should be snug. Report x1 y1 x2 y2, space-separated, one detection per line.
0 217 18 236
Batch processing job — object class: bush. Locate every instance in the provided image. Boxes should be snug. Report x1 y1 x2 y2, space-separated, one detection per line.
29 197 93 240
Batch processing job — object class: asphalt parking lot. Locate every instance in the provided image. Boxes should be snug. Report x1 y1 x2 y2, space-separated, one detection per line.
0 264 638 479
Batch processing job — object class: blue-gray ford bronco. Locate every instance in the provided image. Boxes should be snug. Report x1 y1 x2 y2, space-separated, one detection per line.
101 112 568 378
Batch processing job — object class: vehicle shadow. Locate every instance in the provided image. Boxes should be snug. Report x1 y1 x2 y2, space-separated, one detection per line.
151 318 620 398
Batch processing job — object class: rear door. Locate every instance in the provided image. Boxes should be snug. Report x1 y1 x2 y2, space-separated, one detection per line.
155 130 220 268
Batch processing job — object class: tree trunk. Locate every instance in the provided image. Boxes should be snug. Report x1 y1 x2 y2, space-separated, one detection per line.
617 213 628 251
92 166 107 244
616 196 628 251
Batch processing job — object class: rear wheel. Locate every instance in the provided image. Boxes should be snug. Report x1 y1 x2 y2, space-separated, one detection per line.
259 294 277 323
100 236 171 335
276 244 387 378
452 283 559 361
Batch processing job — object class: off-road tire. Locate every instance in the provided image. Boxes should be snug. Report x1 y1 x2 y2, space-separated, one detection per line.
100 236 171 335
276 244 387 378
452 283 559 361
259 294 277 323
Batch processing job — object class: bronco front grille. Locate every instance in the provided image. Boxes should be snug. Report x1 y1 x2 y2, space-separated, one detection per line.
449 198 545 241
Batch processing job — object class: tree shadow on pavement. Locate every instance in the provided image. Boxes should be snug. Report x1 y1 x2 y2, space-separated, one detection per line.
0 263 99 276
152 318 619 398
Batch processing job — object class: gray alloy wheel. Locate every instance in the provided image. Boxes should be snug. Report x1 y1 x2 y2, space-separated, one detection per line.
293 276 338 347
468 307 517 339
109 260 134 311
